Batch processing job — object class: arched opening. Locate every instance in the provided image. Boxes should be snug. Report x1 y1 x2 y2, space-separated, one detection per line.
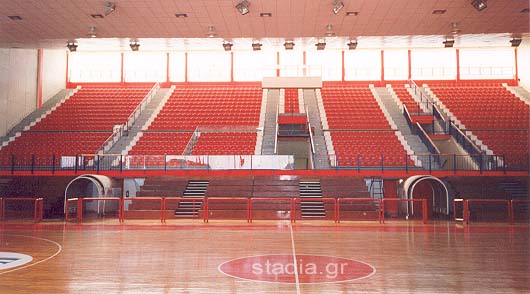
63 175 116 217
403 176 450 220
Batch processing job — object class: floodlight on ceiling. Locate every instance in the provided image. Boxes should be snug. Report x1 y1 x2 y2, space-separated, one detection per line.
104 1 116 16
333 0 344 14
223 41 233 51
284 41 295 50
252 40 262 51
471 0 487 11
315 39 326 50
450 22 461 35
325 24 335 37
206 26 217 38
510 38 522 47
87 26 97 38
236 0 250 15
347 40 357 50
129 39 140 51
66 40 78 52
443 38 455 48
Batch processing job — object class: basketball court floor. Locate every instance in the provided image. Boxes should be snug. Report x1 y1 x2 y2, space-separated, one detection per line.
1 220 529 293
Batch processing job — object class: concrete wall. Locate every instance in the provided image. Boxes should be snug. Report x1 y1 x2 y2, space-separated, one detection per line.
0 48 38 137
42 49 66 104
517 39 530 89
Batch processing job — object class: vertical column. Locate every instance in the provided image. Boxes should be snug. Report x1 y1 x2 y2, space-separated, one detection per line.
166 52 170 84
380 50 385 83
230 51 234 82
456 49 460 82
120 52 125 84
36 48 43 108
276 51 280 77
184 52 188 83
303 51 306 76
65 51 70 87
341 50 345 82
407 49 412 80
514 48 519 84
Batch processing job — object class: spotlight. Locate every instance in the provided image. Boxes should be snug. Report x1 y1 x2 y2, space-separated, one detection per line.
87 26 97 38
443 38 455 48
284 41 295 50
129 39 140 51
347 40 358 50
315 39 326 50
223 41 233 51
66 40 78 52
332 0 344 14
236 0 250 15
325 24 335 37
471 0 487 12
206 26 217 38
252 40 262 51
104 1 116 16
510 38 522 47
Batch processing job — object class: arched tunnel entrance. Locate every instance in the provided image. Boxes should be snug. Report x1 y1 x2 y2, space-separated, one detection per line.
63 175 118 218
403 176 450 220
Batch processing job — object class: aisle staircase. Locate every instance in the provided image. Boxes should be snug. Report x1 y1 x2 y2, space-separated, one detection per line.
299 180 326 218
174 180 209 218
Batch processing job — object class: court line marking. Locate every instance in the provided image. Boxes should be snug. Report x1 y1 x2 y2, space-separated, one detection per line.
0 234 63 276
289 223 301 294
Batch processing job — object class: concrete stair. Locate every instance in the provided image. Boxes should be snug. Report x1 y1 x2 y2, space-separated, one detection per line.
299 181 326 218
304 89 332 169
260 89 279 155
114 87 175 156
373 87 423 167
1 88 77 148
175 180 209 218
504 84 530 106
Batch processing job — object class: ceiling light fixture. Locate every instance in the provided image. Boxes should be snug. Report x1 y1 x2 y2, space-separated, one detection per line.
175 13 188 18
206 26 217 38
260 12 272 17
284 41 295 50
223 41 233 51
332 0 344 14
87 26 97 38
91 14 104 18
450 22 460 35
66 40 78 52
347 40 358 50
236 0 250 15
521 8 530 13
325 24 335 37
130 39 140 51
104 1 116 16
432 9 446 15
7 15 22 20
471 0 487 12
510 38 522 47
346 11 359 16
252 40 262 51
315 39 326 50
443 38 455 48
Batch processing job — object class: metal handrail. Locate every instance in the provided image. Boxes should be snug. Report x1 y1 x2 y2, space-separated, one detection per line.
274 104 279 154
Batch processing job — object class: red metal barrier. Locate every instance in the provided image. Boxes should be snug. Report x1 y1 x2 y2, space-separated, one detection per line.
511 199 530 224
294 198 337 222
381 198 428 224
453 199 465 222
0 197 44 223
164 197 206 223
79 197 123 223
65 198 79 222
121 197 164 223
466 199 511 224
204 197 250 223
249 198 295 223
336 198 381 223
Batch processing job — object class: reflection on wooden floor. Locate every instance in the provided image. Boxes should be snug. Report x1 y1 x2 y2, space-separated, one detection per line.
1 220 530 294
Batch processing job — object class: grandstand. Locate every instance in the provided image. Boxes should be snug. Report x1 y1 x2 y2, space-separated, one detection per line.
0 0 529 293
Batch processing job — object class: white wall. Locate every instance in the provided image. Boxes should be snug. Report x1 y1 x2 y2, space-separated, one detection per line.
0 48 38 137
517 39 530 89
42 49 67 104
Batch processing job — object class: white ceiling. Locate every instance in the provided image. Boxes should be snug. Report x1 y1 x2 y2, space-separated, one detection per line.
0 0 528 49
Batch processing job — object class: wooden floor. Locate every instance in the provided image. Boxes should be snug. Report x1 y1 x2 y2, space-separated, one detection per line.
1 220 530 293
